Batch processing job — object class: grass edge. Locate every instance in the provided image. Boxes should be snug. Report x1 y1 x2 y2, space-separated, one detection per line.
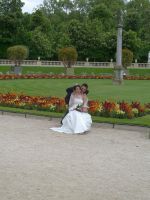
0 106 150 128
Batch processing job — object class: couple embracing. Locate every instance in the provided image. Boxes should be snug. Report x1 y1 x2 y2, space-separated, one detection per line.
50 83 92 134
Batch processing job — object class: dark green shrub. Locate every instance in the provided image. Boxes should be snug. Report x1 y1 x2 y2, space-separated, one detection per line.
58 47 78 68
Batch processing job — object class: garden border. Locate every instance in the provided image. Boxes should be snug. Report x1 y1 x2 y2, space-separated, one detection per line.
1 109 149 138
0 74 150 80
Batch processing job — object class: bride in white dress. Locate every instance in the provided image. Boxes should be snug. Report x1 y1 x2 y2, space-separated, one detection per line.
50 85 92 134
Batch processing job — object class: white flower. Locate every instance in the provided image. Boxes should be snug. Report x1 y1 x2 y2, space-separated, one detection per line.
116 110 125 115
132 108 138 114
49 105 56 111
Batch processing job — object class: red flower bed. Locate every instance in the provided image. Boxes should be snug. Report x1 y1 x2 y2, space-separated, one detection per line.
0 74 150 80
0 93 149 119
0 93 66 112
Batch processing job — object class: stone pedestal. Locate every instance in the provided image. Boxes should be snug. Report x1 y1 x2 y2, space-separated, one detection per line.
10 66 22 75
109 60 114 68
65 68 74 75
113 67 124 85
134 59 138 68
37 61 42 66
85 62 89 66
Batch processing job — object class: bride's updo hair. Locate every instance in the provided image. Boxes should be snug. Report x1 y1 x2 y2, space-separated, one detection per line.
73 85 81 91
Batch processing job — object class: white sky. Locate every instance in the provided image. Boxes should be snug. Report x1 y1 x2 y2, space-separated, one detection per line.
22 0 130 13
22 0 44 13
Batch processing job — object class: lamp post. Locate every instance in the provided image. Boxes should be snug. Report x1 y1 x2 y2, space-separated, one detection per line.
113 10 124 85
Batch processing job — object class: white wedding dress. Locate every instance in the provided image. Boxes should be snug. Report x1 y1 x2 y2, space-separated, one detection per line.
50 94 92 134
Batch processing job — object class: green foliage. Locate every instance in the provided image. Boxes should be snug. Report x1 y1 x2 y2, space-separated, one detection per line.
0 0 150 62
58 47 78 68
0 0 25 58
68 19 88 60
68 19 111 61
123 30 141 60
0 0 24 15
7 45 28 66
89 3 114 31
122 48 133 69
28 28 52 59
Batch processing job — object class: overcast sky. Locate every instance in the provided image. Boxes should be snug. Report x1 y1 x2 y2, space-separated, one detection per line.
22 0 44 13
22 0 130 13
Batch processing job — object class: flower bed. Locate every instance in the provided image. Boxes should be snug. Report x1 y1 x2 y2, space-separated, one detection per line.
0 93 66 112
0 93 149 119
88 100 149 118
0 74 150 80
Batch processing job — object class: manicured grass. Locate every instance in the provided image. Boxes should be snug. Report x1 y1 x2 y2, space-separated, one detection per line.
0 66 150 76
0 106 150 127
0 79 150 103
75 68 113 75
0 66 10 73
0 66 113 75
93 115 150 127
128 68 150 76
23 66 65 74
0 106 63 118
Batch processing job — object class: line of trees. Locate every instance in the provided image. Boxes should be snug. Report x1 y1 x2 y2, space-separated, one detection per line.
0 0 150 62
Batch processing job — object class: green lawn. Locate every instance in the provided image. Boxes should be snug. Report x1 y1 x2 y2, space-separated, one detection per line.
0 79 150 103
0 66 150 76
0 106 150 127
128 68 150 76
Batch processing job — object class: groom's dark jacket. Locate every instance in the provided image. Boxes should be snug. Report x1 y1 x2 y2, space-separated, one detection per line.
65 87 74 105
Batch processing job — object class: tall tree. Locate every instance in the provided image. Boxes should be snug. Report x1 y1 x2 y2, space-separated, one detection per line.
0 0 24 15
0 0 25 58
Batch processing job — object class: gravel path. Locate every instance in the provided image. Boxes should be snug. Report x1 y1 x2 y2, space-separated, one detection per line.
0 115 150 200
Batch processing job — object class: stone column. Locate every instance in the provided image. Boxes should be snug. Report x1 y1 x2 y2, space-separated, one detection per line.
113 10 124 85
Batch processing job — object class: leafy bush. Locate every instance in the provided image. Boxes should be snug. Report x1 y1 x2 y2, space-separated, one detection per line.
58 47 78 68
122 48 133 69
7 45 29 66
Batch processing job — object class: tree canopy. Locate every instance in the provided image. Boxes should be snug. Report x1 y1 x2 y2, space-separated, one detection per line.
0 0 149 62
